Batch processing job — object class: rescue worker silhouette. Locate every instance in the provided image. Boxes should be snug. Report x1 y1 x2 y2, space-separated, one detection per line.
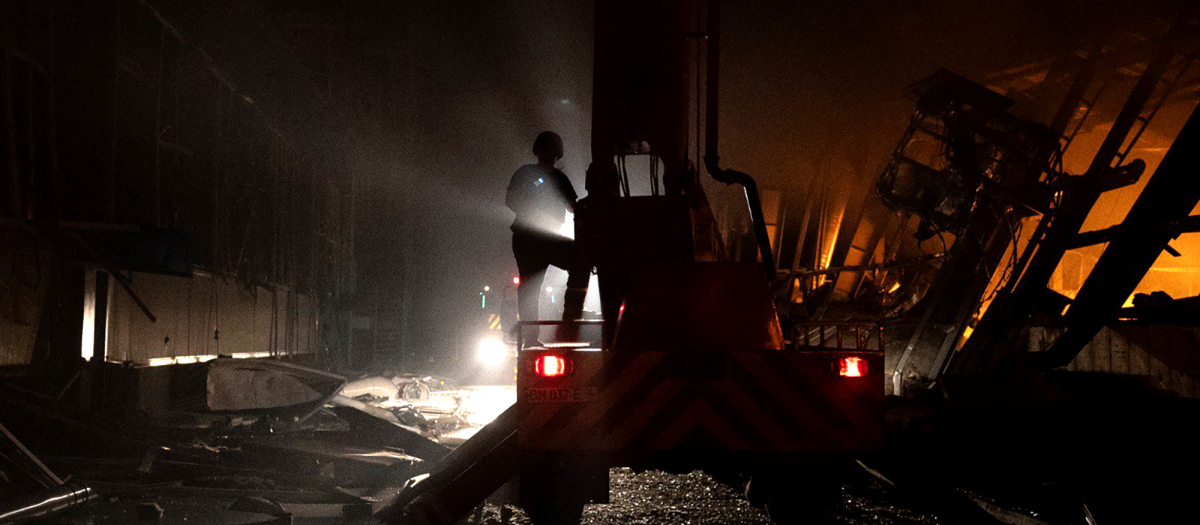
506 131 590 345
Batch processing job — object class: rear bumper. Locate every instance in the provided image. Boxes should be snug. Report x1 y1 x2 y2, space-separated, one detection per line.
516 349 885 460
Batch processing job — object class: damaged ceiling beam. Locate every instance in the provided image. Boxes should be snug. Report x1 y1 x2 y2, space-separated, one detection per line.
1032 98 1200 369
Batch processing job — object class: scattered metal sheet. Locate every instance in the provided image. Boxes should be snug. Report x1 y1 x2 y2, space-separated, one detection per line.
0 423 97 525
206 359 345 422
0 483 96 525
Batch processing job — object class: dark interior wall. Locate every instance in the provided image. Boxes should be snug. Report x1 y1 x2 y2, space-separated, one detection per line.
0 0 355 291
1 0 357 366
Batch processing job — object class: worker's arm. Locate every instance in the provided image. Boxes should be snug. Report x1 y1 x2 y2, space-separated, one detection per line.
505 168 527 213
557 170 580 213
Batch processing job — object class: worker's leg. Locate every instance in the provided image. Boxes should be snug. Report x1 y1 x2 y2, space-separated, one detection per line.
513 233 550 345
540 235 590 320
517 268 547 345
539 235 591 343
561 265 590 322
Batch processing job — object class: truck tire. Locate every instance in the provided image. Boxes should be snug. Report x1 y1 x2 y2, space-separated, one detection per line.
522 496 585 525
746 472 841 525
520 468 588 525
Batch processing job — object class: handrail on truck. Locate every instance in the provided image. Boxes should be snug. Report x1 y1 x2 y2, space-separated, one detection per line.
793 321 885 352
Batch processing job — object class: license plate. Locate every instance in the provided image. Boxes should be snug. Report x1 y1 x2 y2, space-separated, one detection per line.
523 386 598 404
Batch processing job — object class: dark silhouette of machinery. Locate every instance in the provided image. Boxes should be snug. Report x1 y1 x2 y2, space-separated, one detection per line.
381 1 886 524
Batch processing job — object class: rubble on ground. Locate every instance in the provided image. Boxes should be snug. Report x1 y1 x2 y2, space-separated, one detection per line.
0 359 508 525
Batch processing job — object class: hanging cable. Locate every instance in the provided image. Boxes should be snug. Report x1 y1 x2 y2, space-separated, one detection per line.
655 155 660 195
695 1 703 180
617 154 631 196
650 154 660 196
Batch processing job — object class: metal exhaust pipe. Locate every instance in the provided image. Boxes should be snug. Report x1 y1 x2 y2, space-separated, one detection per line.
703 0 776 278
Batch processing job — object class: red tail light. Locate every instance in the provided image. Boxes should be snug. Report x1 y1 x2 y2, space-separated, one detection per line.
534 355 570 377
840 356 866 378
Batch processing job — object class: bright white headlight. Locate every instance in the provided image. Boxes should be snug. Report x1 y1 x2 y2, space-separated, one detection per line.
476 337 510 366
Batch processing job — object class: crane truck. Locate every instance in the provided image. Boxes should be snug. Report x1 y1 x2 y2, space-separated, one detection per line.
382 1 885 523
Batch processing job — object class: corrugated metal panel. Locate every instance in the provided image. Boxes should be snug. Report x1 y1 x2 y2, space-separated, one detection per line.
1031 325 1200 398
104 271 318 363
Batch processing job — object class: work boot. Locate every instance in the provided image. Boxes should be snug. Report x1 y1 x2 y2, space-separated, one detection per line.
517 323 542 349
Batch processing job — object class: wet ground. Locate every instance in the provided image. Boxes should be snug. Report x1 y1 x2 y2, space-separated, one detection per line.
583 469 771 525
472 468 940 525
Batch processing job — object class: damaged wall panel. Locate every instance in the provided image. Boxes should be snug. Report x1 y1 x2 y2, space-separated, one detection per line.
1031 325 1200 398
105 271 319 363
0 229 53 366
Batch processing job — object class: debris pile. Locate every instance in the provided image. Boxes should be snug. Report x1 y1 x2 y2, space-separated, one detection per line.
0 358 519 525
